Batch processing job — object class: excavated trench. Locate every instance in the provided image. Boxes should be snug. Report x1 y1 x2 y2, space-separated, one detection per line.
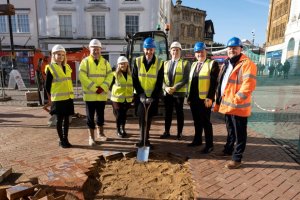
83 152 194 200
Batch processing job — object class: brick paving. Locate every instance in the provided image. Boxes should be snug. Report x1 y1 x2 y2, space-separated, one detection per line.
0 89 300 199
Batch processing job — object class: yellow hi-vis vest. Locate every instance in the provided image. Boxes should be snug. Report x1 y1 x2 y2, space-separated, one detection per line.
163 59 188 93
110 72 133 103
188 59 214 99
79 55 113 101
136 56 163 97
47 63 74 101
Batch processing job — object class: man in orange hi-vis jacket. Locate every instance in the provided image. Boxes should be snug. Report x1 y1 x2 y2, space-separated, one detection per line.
214 37 257 169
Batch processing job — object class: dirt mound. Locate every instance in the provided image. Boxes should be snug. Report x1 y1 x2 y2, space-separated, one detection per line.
95 153 194 199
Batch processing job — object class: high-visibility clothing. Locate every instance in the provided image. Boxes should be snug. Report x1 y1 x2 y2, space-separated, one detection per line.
135 56 163 97
79 55 113 101
110 72 133 103
163 59 188 93
214 54 257 117
187 59 214 99
47 63 74 101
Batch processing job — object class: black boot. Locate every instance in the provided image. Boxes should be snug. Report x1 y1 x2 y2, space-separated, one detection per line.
120 125 127 138
62 128 72 148
116 124 123 138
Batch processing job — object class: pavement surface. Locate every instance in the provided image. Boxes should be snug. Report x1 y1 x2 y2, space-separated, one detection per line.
0 83 300 199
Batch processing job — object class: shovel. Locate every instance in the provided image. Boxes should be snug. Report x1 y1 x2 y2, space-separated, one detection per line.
137 98 153 162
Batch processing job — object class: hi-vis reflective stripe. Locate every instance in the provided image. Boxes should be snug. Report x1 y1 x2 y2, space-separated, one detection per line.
144 89 153 94
228 79 238 84
138 73 157 78
87 82 95 89
237 92 247 99
83 91 107 95
88 74 107 78
198 75 210 80
199 91 208 95
221 100 251 108
52 77 72 83
110 94 132 99
50 64 59 78
51 92 74 98
102 81 110 87
243 74 256 79
115 83 133 87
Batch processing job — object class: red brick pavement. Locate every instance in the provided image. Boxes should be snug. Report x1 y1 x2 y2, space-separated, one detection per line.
0 104 299 199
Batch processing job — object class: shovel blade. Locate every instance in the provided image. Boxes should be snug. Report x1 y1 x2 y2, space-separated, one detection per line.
137 146 150 162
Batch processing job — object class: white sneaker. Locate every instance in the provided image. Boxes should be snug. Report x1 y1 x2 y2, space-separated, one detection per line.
89 137 96 146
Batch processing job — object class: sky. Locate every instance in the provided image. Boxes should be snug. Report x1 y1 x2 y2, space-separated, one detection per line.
172 0 270 46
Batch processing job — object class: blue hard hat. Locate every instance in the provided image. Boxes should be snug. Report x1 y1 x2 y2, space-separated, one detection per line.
227 37 243 47
194 42 206 52
143 37 156 49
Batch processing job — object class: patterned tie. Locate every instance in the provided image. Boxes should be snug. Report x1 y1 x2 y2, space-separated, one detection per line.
168 61 176 85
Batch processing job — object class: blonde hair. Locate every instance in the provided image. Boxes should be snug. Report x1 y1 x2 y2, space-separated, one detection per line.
116 62 131 77
51 51 67 66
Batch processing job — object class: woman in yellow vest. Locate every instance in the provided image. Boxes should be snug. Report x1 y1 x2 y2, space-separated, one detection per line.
45 44 74 148
187 42 219 154
110 56 133 138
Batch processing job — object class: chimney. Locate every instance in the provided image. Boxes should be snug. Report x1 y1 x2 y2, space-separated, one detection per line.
176 0 182 5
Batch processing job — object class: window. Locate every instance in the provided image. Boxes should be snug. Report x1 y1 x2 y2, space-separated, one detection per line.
59 15 72 37
0 14 30 33
92 16 105 38
126 15 139 35
0 16 7 33
90 0 103 2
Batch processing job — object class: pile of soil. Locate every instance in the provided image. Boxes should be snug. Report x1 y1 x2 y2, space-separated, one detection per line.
96 153 194 199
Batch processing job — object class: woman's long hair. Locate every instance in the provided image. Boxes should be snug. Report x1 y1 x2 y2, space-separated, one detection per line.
116 62 131 77
51 51 67 66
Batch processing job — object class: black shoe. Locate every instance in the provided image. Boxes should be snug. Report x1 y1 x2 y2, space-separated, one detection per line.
215 151 232 157
59 140 71 148
176 133 183 140
200 146 214 154
116 130 123 138
160 132 171 139
135 141 142 147
187 142 202 147
145 140 154 149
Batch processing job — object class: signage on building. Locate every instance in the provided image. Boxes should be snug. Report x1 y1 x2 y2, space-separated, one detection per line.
266 50 282 59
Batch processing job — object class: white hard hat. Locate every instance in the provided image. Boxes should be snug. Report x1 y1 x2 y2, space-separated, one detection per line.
51 44 66 54
117 56 128 64
89 39 102 48
170 41 182 50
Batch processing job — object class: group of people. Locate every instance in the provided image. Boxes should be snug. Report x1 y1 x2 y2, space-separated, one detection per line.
268 60 290 79
45 36 257 169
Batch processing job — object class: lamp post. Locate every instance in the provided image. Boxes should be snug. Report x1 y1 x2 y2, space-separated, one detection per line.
251 30 255 50
7 0 16 69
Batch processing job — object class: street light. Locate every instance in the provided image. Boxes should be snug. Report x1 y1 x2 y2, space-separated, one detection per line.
251 30 255 48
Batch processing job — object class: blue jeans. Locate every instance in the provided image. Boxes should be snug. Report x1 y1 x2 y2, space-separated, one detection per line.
224 114 248 162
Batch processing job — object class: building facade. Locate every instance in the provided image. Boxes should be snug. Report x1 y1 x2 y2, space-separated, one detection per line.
0 0 38 50
36 0 172 66
282 0 300 75
171 0 207 49
265 0 300 75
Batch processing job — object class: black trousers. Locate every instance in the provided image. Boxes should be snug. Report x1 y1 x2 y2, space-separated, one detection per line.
224 114 248 162
164 94 184 134
85 101 106 129
56 114 69 140
189 98 213 147
112 101 130 126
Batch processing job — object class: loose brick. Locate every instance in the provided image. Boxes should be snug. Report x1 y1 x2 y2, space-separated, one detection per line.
0 168 12 183
6 183 35 200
